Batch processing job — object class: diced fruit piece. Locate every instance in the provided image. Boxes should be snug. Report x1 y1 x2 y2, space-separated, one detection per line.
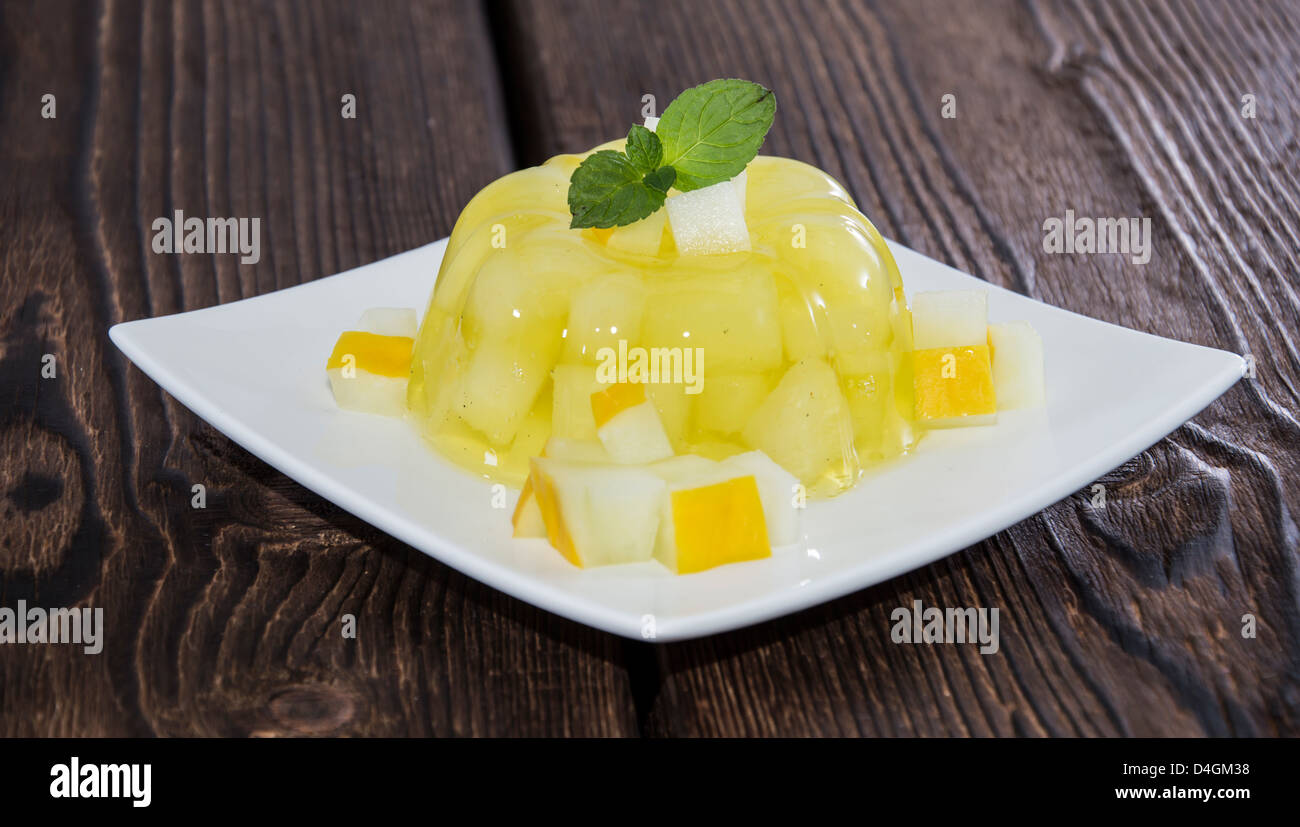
357 307 418 338
591 383 674 464
641 263 782 372
989 321 1045 410
696 373 770 434
459 251 571 344
733 169 747 210
666 177 750 255
590 381 647 428
643 115 660 132
606 210 667 256
326 331 414 417
455 337 559 446
912 345 998 427
529 458 666 568
911 290 988 350
721 451 801 546
741 358 856 490
511 478 546 538
563 272 646 363
541 437 611 463
552 364 602 438
655 472 771 574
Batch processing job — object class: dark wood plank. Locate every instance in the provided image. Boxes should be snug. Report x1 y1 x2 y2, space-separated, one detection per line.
498 0 1300 736
0 0 636 736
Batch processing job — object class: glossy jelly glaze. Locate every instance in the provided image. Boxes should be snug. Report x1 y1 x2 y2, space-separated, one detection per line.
408 140 918 496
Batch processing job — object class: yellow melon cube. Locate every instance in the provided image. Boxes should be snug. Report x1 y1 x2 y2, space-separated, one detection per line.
529 457 665 568
912 345 997 428
591 383 673 464
326 331 415 417
655 473 771 574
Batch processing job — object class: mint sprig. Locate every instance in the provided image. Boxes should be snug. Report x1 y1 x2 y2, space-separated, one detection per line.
567 79 775 229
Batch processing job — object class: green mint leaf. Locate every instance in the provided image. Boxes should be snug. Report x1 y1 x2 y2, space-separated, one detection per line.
567 150 666 229
657 78 776 191
625 125 663 174
643 165 676 194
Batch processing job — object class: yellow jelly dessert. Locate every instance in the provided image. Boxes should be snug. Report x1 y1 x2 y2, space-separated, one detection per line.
407 146 917 496
327 79 1050 576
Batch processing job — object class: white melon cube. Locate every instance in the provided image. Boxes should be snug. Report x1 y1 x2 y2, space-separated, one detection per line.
666 179 750 255
721 450 802 546
591 383 673 465
741 358 855 487
530 458 666 567
989 321 1046 410
911 290 989 350
563 272 646 362
357 307 418 339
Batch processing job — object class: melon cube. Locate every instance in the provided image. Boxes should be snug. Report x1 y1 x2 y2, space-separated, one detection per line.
563 272 646 364
666 178 750 255
456 335 560 445
326 331 414 417
529 458 666 568
912 345 998 427
911 290 988 350
989 321 1045 410
741 358 857 490
591 383 673 464
654 471 770 574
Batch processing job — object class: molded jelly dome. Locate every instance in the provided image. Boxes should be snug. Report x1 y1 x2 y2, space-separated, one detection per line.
408 141 917 496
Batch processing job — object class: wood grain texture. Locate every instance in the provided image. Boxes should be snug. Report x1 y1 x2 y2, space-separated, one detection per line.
497 0 1300 736
2 0 1298 738
0 0 636 737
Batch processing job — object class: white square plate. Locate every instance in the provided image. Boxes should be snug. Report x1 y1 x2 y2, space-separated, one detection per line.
110 239 1244 641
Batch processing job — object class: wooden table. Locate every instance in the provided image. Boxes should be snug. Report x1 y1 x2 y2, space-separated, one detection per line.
2 0 1296 737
